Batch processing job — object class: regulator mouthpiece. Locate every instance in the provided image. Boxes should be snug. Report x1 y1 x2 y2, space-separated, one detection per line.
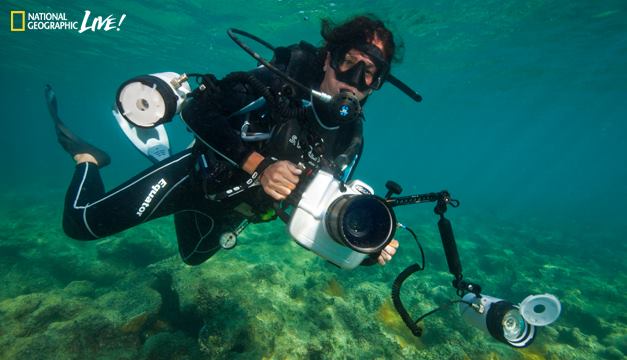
331 90 361 124
311 89 362 128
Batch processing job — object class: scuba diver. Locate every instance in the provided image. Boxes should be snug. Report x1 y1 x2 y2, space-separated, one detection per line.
48 15 419 267
48 17 565 346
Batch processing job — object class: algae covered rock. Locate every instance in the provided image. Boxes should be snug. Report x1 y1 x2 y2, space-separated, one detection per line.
96 235 175 268
95 284 161 322
0 291 139 359
141 331 201 360
64 280 96 297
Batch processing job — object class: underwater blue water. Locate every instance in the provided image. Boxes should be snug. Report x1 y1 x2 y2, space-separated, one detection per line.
1 0 626 358
2 0 626 227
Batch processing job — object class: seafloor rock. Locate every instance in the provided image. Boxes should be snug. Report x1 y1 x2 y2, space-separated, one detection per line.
348 281 388 313
94 282 163 334
96 235 175 268
604 328 627 354
0 291 139 359
0 292 84 338
600 346 626 360
555 326 593 348
2 200 625 359
141 330 201 360
194 284 257 358
63 280 96 297
0 266 170 359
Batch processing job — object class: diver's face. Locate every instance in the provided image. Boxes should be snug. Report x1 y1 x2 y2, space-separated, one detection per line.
320 43 385 101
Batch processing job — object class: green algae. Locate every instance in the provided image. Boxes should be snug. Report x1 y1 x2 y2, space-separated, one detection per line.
0 188 624 359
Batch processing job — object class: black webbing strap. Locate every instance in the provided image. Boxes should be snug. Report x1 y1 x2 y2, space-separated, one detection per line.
208 156 278 201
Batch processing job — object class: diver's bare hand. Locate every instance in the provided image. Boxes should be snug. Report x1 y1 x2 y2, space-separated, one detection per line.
260 160 302 200
378 239 399 266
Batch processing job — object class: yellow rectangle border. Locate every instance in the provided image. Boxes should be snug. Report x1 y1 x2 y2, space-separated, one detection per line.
11 11 26 32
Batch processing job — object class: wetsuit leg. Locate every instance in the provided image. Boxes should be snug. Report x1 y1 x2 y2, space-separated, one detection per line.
173 208 245 266
63 148 247 265
63 149 198 239
171 151 246 265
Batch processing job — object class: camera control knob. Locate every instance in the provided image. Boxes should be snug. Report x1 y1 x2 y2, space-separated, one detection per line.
385 181 403 199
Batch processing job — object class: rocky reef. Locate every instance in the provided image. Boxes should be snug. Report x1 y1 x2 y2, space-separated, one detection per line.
0 191 625 359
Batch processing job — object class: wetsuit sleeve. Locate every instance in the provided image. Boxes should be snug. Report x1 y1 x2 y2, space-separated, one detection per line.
181 68 273 167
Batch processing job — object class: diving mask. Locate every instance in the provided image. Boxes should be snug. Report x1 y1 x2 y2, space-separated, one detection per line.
330 43 390 92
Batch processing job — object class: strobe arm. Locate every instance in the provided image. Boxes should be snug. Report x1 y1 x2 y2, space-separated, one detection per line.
437 214 482 297
386 188 480 296
432 193 482 296
385 183 550 347
386 190 460 208
386 192 446 207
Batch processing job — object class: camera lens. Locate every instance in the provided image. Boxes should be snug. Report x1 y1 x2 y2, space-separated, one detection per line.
325 195 395 253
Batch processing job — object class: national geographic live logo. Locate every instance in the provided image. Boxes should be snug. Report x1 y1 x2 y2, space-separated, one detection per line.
9 10 126 33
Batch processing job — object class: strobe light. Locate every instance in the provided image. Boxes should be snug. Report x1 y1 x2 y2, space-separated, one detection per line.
459 293 561 348
115 72 191 128
112 72 191 163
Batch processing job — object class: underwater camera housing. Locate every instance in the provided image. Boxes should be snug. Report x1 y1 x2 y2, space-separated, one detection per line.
288 170 396 269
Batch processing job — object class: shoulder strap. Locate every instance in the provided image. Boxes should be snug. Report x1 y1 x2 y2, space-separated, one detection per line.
270 41 323 94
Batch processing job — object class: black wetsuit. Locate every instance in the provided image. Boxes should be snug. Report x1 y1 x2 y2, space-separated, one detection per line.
62 42 364 265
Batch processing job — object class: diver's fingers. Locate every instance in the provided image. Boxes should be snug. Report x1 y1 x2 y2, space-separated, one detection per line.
378 239 399 266
273 184 293 197
265 162 300 186
262 179 294 200
377 251 392 266
383 240 399 256
280 163 301 183
286 162 303 176
270 170 298 190
278 179 297 191
264 187 286 201
381 251 392 261
383 246 396 257
264 173 297 192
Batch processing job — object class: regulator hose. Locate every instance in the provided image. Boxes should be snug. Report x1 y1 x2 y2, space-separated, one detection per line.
223 72 306 120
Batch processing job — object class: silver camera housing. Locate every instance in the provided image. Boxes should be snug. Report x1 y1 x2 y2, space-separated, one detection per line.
287 170 394 269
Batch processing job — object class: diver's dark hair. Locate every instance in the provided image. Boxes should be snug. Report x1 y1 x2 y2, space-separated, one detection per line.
320 14 401 64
